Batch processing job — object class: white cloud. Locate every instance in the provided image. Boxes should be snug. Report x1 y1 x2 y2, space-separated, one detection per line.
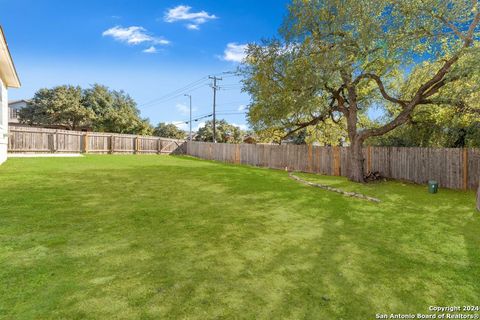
102 26 170 46
172 122 188 131
232 123 248 131
143 46 158 54
223 43 248 62
176 103 197 116
170 120 204 132
164 5 217 30
237 105 247 111
193 121 206 131
186 23 200 30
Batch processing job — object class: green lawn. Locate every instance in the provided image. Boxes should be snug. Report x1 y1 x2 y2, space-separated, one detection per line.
0 155 478 319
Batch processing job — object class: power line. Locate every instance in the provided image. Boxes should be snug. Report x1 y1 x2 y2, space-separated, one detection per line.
216 100 250 106
140 71 247 128
219 83 243 91
138 77 209 107
220 83 242 86
172 113 213 125
141 84 208 109
143 83 208 107
216 109 247 113
137 71 241 109
220 87 243 91
216 112 248 115
211 70 240 78
142 77 208 104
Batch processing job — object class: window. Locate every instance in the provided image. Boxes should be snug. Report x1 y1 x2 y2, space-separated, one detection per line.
9 107 19 120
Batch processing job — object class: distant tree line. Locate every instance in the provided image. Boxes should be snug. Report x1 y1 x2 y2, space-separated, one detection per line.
195 120 244 143
155 120 246 142
19 85 250 142
154 123 185 139
19 84 154 135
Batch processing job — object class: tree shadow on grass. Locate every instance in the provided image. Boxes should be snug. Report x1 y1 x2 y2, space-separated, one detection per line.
142 162 478 316
1 156 479 319
162 158 480 317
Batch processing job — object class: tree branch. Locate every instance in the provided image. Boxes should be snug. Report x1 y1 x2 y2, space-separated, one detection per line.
422 79 447 98
435 14 468 42
353 73 408 107
325 85 348 114
282 111 332 140
465 9 480 46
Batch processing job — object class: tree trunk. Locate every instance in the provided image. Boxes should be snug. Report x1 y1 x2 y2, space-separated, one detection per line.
477 183 480 212
348 137 365 183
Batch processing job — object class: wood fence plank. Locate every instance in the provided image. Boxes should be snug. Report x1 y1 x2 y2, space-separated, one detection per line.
182 142 479 191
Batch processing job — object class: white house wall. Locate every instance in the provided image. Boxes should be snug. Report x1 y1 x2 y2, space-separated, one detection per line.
0 78 7 164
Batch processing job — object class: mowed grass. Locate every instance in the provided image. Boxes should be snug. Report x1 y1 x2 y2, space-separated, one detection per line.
0 155 478 319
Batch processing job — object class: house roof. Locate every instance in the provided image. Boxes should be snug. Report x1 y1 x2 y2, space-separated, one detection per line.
0 26 20 88
8 99 30 105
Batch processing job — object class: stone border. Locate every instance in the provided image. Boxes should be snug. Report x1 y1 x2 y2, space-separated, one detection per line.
288 172 381 203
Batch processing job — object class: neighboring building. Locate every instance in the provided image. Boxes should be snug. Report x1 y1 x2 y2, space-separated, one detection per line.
8 99 28 125
9 100 89 131
0 27 21 164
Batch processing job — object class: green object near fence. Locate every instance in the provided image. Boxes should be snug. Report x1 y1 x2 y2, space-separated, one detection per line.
428 180 439 194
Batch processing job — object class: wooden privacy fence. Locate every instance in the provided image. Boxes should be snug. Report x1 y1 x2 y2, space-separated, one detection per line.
7 127 479 191
8 126 186 155
186 141 480 191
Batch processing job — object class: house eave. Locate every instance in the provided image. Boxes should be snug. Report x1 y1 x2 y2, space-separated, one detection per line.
0 26 21 88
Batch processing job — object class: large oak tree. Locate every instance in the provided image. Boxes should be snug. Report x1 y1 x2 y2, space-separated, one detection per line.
243 0 480 184
20 84 153 135
19 85 95 130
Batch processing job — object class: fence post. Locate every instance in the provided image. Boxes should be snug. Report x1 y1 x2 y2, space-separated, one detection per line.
55 130 59 152
49 132 57 153
83 133 89 154
333 146 341 176
110 135 115 154
463 148 468 191
236 144 241 164
135 137 139 154
157 139 162 155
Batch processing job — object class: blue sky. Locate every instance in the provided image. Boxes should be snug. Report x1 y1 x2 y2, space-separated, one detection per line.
1 0 290 130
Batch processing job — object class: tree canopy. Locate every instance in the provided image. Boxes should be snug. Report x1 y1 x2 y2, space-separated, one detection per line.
19 85 95 131
242 0 480 181
154 123 186 139
368 62 480 147
195 120 244 143
19 84 153 135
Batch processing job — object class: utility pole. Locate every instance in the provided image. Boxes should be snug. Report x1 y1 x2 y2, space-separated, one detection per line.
184 94 192 141
209 75 222 143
